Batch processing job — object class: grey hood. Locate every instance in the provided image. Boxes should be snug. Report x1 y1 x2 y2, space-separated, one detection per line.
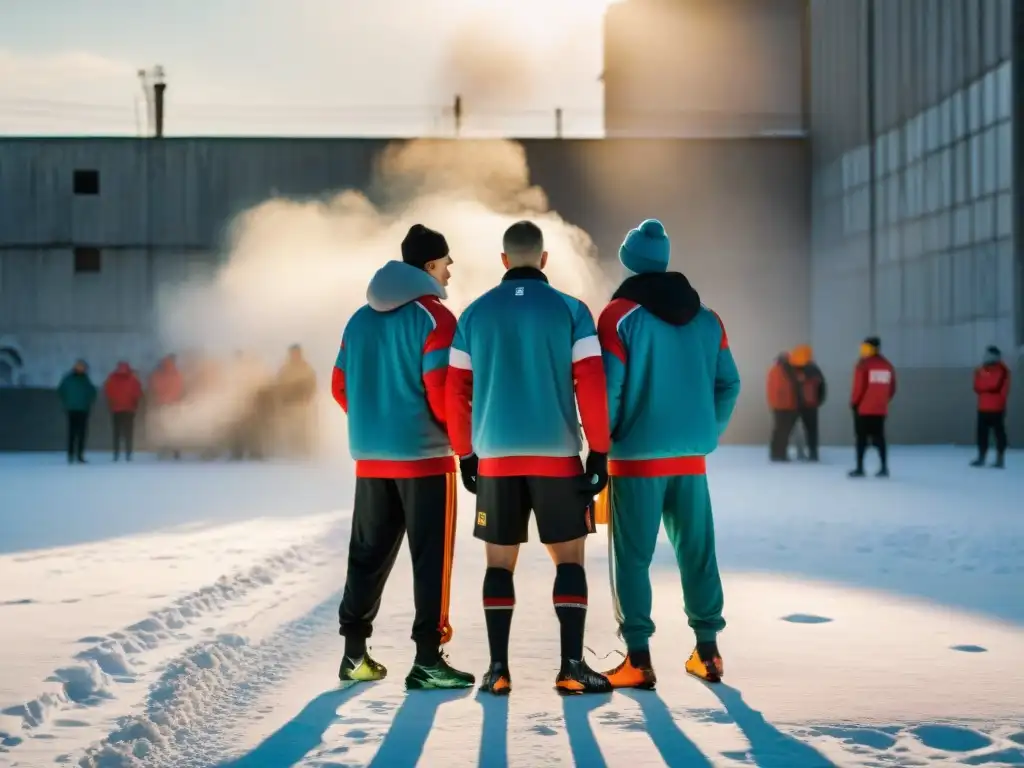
366 260 446 312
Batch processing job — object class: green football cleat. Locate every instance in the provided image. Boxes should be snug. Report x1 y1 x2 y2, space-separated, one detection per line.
339 653 387 683
405 654 476 690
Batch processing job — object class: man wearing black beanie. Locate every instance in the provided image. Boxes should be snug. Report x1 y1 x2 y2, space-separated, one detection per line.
331 223 472 691
402 224 453 287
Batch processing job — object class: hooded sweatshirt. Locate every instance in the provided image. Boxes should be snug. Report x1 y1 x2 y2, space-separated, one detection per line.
333 260 456 477
597 272 741 476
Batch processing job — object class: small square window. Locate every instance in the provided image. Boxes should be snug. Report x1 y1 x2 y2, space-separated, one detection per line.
73 247 101 273
73 170 99 195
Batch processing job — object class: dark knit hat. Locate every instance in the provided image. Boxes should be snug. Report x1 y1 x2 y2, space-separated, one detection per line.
401 224 449 269
864 336 881 349
985 345 1002 358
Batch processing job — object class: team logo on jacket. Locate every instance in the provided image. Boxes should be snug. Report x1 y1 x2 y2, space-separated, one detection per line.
477 510 487 526
514 287 524 296
868 370 892 384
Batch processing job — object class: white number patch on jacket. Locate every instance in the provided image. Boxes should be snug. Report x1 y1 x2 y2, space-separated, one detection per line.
868 369 892 384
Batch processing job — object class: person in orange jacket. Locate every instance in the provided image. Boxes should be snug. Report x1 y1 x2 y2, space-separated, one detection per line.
104 362 144 461
789 344 827 462
849 336 896 478
971 346 1010 468
766 352 799 462
147 354 185 459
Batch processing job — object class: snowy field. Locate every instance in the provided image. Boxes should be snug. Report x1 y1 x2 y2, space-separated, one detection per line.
0 446 1022 768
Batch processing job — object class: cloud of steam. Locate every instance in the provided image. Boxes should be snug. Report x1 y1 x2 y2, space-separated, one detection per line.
153 139 609 462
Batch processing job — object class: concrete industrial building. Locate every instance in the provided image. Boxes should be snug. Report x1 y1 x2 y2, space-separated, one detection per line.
0 137 808 450
807 0 1021 443
1 0 1019 450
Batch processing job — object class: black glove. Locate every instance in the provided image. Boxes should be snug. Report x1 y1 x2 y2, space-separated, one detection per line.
577 451 608 498
459 453 479 494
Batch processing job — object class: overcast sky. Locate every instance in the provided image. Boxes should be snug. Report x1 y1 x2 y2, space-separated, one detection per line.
0 0 613 137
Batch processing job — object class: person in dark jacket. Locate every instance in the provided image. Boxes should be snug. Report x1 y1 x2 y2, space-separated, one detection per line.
58 359 98 464
849 336 896 478
789 344 827 462
766 353 798 461
104 361 144 461
971 346 1011 468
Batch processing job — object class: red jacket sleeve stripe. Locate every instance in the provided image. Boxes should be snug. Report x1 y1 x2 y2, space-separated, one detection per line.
572 339 611 454
331 366 347 413
710 309 729 349
418 298 457 426
597 299 636 364
445 366 474 456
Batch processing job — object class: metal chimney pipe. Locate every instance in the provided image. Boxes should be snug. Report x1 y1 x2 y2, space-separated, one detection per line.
154 82 166 138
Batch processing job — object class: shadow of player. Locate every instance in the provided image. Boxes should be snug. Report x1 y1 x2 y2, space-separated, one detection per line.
216 683 366 768
368 688 473 767
618 688 713 767
709 683 836 768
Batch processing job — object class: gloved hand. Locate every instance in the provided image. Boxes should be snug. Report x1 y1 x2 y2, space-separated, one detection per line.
459 453 479 494
577 451 608 499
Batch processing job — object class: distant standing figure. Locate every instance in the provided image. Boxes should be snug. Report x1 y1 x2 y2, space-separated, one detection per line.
104 361 144 461
58 359 97 464
849 336 896 478
766 353 798 461
148 354 185 459
971 346 1010 469
789 344 827 462
274 344 318 458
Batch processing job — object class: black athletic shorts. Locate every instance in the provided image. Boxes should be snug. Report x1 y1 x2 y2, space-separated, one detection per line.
474 475 596 545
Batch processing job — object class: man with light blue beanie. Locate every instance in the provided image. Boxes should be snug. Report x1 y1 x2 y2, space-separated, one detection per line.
619 218 672 275
597 218 741 688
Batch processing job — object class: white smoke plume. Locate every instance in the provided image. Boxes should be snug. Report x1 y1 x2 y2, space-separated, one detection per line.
152 139 610 461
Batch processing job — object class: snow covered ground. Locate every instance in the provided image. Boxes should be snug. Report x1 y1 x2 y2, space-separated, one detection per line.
0 446 1022 767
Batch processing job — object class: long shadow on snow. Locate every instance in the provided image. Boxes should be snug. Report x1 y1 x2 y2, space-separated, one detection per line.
562 693 612 767
476 690 509 767
618 689 713 767
709 683 836 768
367 688 473 767
217 684 365 768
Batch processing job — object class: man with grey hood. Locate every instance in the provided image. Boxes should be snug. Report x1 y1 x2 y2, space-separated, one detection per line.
331 224 474 691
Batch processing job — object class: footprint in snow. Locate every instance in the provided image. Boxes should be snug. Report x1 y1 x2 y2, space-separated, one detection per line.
781 613 833 624
910 724 992 752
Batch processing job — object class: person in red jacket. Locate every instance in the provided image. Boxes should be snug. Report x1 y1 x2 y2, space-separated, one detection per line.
104 361 144 461
971 345 1010 468
766 353 799 462
849 336 896 478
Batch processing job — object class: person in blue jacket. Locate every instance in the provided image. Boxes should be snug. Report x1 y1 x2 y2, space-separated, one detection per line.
446 220 613 696
58 359 98 464
596 219 741 689
331 224 474 691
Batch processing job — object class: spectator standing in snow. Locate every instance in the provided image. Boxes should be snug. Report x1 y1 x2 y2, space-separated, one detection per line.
766 352 798 461
273 344 318 458
104 362 144 461
58 359 97 464
971 346 1010 468
849 336 896 478
147 354 185 459
789 344 827 462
